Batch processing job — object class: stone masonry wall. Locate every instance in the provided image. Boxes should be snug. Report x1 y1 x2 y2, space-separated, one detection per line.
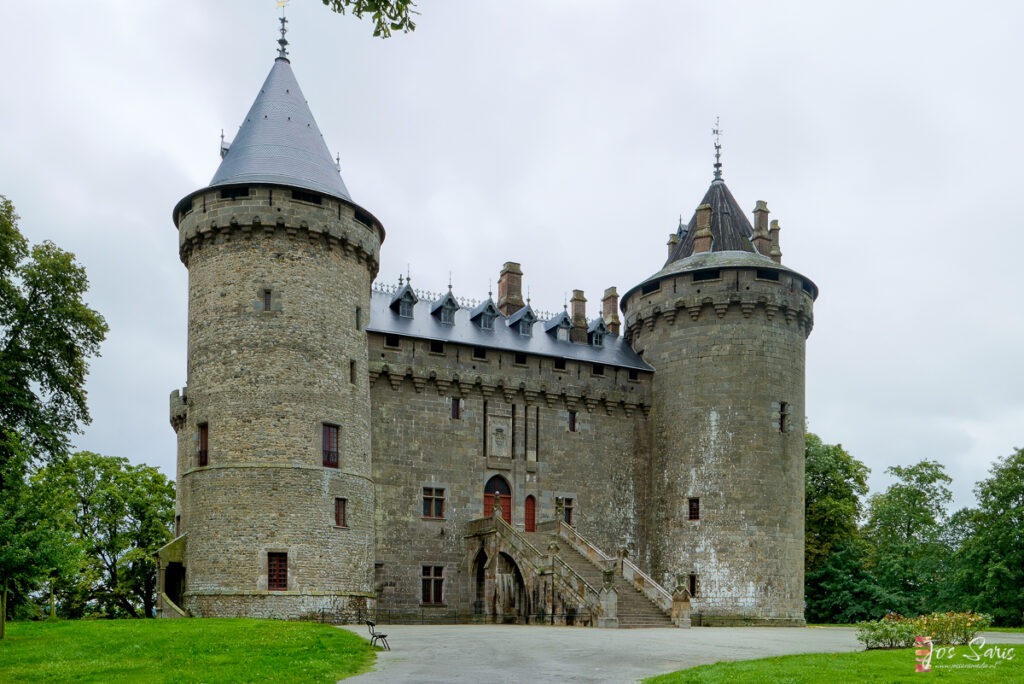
368 334 652 617
173 186 381 619
624 266 813 625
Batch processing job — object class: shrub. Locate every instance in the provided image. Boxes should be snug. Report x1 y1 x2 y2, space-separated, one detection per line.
856 611 993 649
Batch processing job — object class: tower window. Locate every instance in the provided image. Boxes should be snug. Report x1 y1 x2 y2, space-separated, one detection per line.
450 398 462 420
693 270 721 282
756 269 780 281
641 281 660 295
291 189 322 205
197 423 209 467
422 487 445 519
563 497 575 525
219 186 250 200
268 552 288 591
334 498 348 528
262 289 272 312
688 573 699 598
688 497 700 521
421 565 444 605
355 306 362 331
568 411 578 433
322 424 339 468
779 402 790 433
350 360 357 384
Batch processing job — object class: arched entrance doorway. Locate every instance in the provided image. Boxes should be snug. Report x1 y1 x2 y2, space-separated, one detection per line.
494 552 527 623
483 475 512 524
524 495 536 532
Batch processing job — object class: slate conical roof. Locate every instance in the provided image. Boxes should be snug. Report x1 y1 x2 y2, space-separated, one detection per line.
210 56 352 201
665 178 754 264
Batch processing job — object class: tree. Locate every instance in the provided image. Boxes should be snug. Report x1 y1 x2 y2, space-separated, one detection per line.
322 0 417 37
863 460 953 616
0 196 107 637
952 448 1024 625
803 434 872 622
38 452 175 619
804 434 870 574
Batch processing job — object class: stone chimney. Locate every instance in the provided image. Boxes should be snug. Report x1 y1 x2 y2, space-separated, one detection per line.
693 204 713 254
667 232 679 259
769 220 783 263
497 261 525 316
602 287 621 335
752 200 771 255
570 289 588 343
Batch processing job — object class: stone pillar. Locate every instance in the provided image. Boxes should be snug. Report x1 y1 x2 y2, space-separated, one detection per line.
597 569 619 628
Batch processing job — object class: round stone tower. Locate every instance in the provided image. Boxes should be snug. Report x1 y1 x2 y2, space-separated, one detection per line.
621 165 816 626
164 31 383 620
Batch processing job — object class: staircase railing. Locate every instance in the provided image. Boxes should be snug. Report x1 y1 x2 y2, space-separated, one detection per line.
540 519 673 617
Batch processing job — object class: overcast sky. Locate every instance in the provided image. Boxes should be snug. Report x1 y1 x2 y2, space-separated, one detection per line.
3 1 1022 513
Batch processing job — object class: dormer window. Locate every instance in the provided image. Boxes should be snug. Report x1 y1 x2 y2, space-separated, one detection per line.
557 326 569 342
481 312 495 330
520 320 532 337
588 318 609 347
390 282 419 319
507 306 536 338
592 332 604 347
470 299 500 331
431 290 460 326
544 311 572 342
400 298 414 318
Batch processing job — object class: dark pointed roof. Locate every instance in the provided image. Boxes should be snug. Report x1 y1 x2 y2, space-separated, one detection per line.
665 179 754 264
210 57 352 201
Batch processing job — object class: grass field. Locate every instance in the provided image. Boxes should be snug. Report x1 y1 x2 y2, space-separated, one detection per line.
0 618 376 683
644 642 1021 683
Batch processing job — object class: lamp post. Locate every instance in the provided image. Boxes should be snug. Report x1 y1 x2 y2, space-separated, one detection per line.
547 541 559 625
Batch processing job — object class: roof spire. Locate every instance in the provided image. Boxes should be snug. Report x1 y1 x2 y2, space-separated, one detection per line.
276 5 290 61
712 116 723 181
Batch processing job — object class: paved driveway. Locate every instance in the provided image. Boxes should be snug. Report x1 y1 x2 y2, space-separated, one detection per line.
341 624 864 683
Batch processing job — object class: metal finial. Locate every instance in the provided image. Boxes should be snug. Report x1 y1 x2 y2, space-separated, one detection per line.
712 117 723 180
335 153 341 173
277 10 290 60
448 272 453 291
398 274 404 287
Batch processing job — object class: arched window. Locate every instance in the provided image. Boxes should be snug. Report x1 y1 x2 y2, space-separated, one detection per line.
524 495 536 532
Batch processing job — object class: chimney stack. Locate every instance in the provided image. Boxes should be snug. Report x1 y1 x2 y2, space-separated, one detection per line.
497 262 525 316
752 200 771 255
769 220 782 263
693 204 713 254
602 287 621 335
570 289 588 343
667 232 679 259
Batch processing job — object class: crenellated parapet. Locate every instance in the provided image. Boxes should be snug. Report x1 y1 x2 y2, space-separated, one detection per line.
368 361 651 418
175 186 383 276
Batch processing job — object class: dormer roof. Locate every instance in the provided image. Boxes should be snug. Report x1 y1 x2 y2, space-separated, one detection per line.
390 282 418 314
544 310 572 334
210 57 352 202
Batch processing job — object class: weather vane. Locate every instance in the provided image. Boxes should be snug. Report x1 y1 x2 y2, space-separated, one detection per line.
712 117 723 180
276 1 290 59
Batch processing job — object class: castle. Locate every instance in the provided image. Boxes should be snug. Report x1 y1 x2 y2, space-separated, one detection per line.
157 24 817 628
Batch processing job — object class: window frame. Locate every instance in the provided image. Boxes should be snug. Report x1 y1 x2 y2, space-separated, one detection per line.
422 487 446 519
197 423 209 467
322 423 340 468
335 497 348 528
421 565 444 605
268 552 288 591
688 497 700 521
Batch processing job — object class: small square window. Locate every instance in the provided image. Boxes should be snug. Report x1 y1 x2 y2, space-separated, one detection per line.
514 352 527 366
422 565 444 605
423 487 445 519
335 498 348 527
592 363 605 376
322 424 339 468
385 334 401 349
430 340 445 354
688 497 700 521
472 346 487 360
268 552 288 591
554 358 567 371
628 369 639 382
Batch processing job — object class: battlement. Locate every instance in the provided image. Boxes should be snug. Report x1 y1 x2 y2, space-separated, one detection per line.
623 266 814 343
175 185 383 275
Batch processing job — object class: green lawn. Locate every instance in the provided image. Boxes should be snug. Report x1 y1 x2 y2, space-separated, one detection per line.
644 643 1021 683
0 618 376 683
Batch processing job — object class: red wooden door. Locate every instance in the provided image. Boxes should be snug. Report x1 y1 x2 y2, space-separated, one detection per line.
483 476 512 524
524 495 536 532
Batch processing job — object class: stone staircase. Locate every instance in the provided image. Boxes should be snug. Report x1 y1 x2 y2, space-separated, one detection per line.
524 532 673 628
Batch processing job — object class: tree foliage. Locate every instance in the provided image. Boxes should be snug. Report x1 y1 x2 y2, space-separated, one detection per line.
804 434 869 575
863 460 953 617
321 0 417 37
38 452 175 619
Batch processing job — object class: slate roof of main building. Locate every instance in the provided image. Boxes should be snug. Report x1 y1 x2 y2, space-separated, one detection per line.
208 57 352 202
367 290 653 372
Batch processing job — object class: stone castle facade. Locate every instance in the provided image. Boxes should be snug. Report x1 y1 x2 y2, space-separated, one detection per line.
157 34 816 628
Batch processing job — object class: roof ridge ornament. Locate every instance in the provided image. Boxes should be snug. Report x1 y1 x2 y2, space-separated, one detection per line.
712 117 723 181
